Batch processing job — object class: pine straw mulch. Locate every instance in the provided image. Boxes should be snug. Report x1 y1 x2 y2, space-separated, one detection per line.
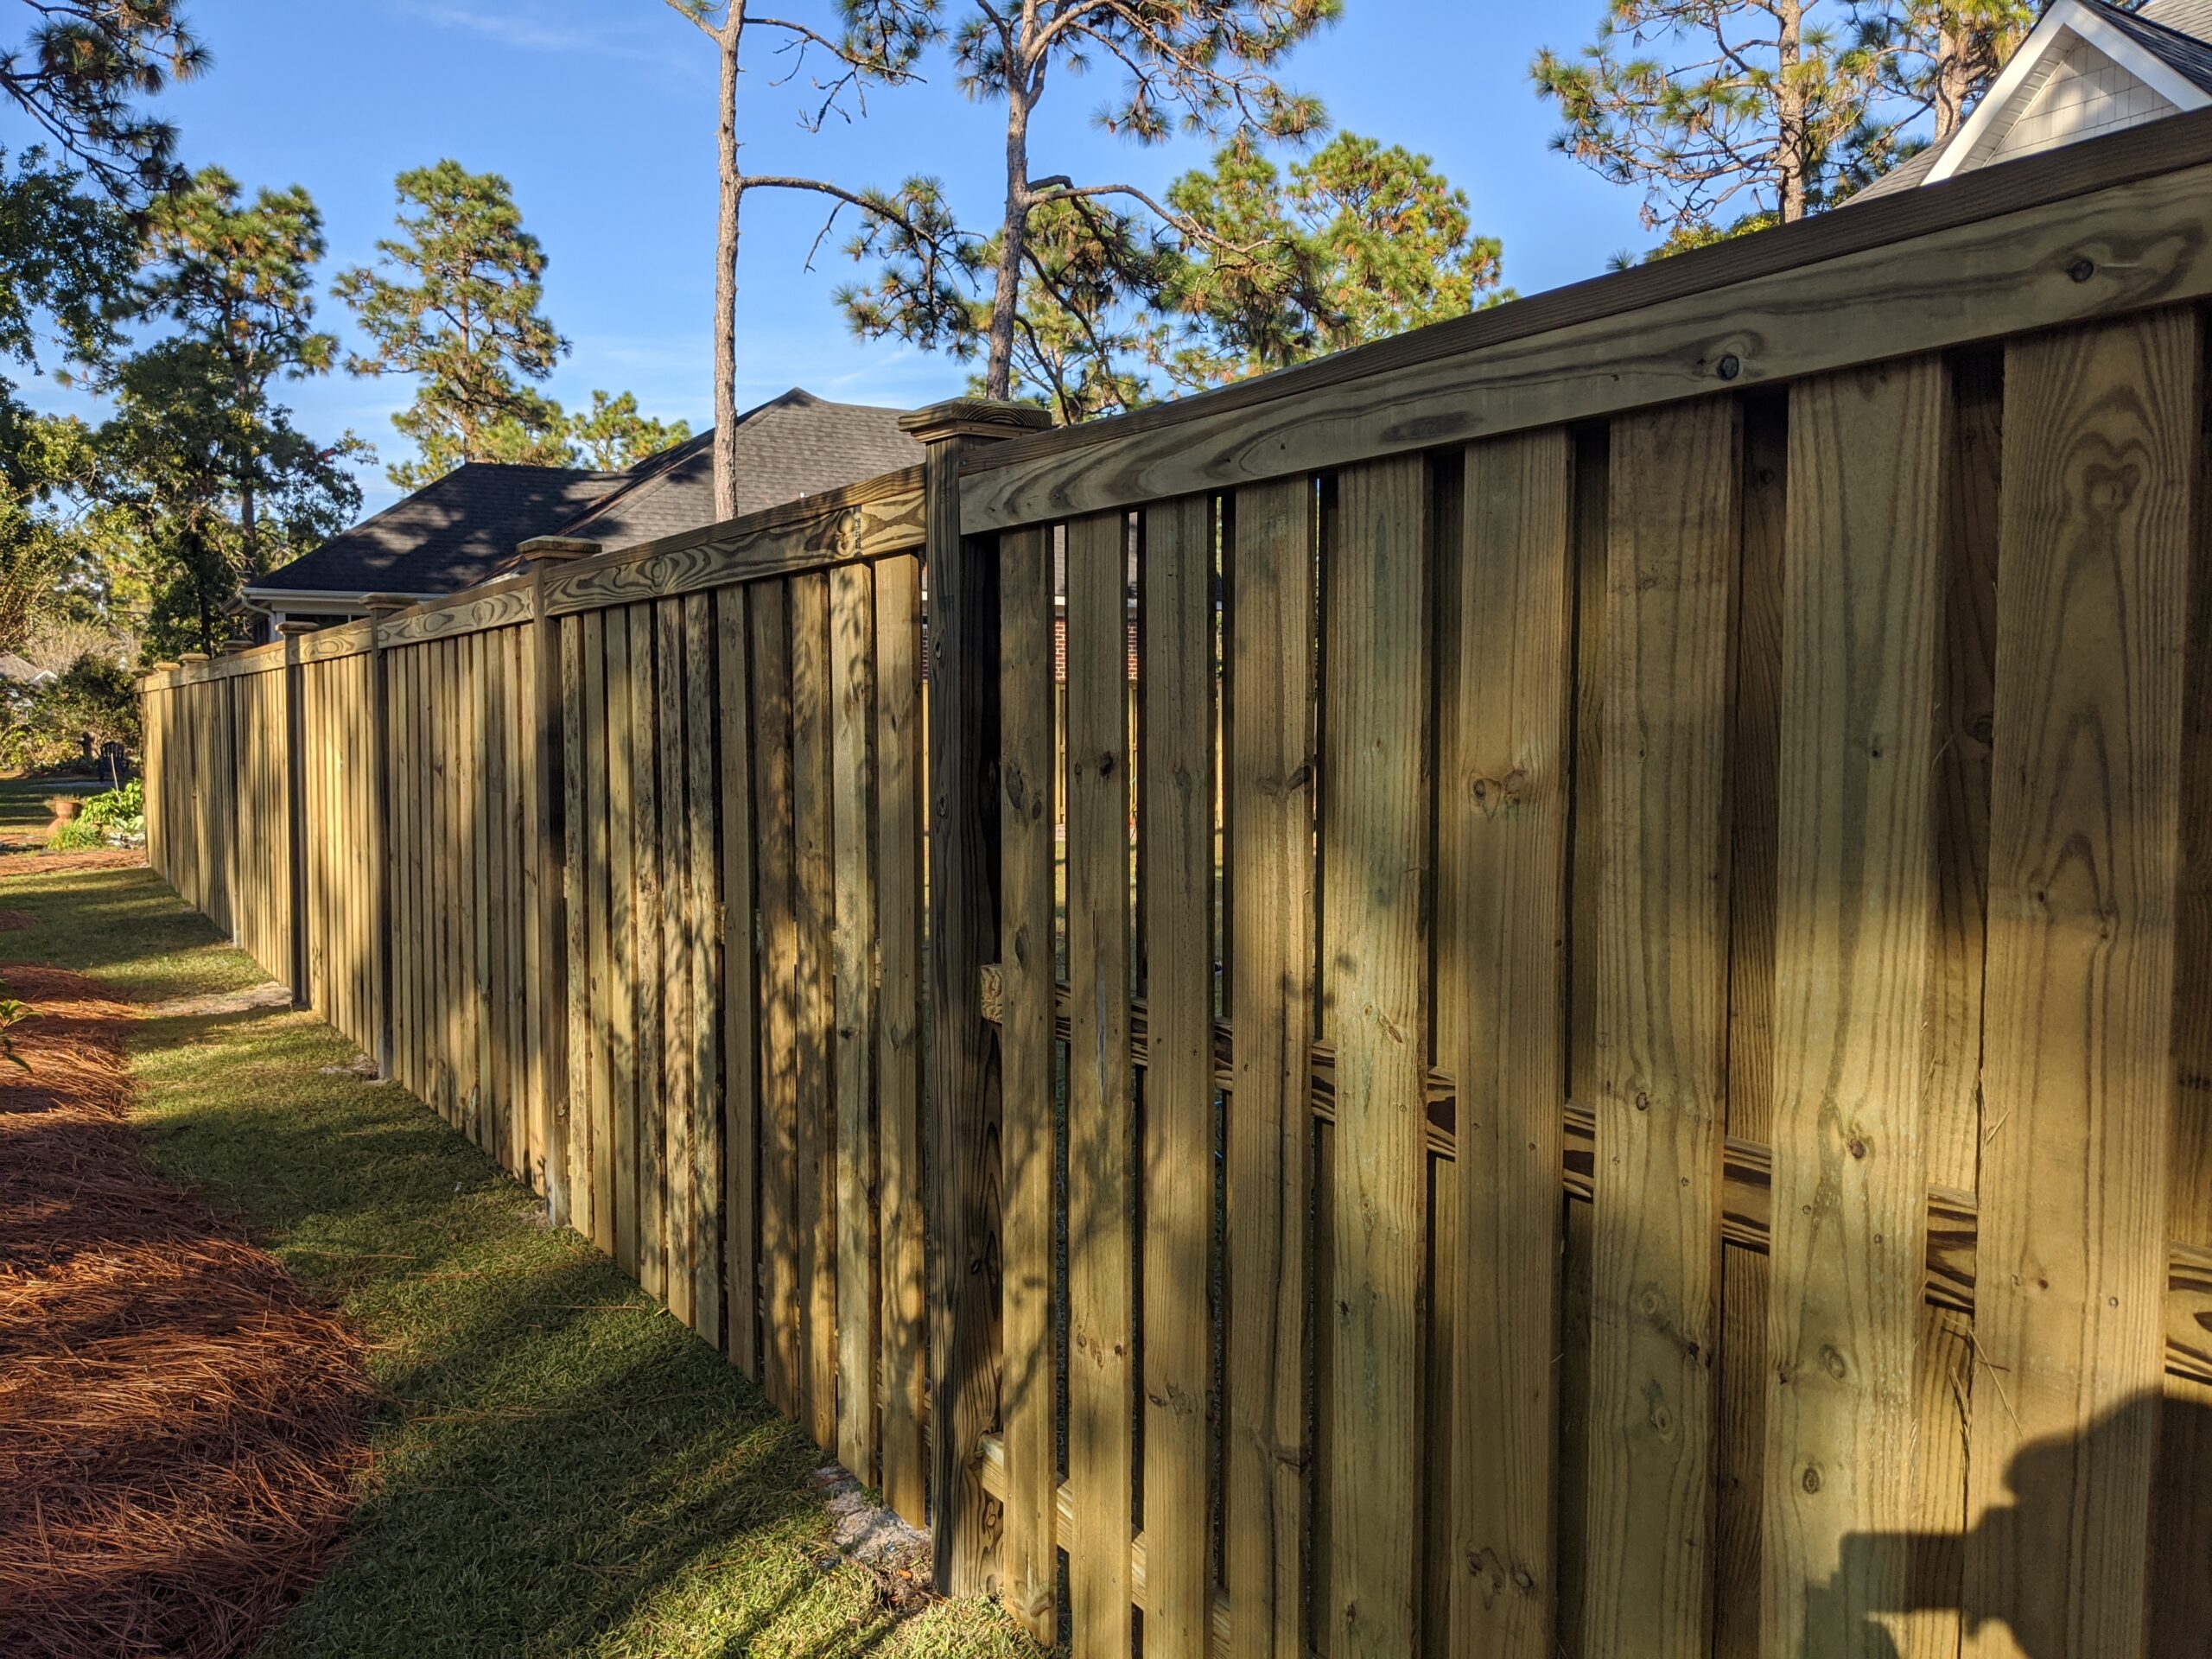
0 965 376 1658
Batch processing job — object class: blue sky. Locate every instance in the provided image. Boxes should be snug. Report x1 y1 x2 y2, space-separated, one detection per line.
35 0 1665 513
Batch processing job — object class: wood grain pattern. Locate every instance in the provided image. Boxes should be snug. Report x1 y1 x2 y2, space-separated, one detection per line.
1764 359 1945 1653
561 617 594 1236
1066 508 1135 1658
716 588 760 1377
1140 492 1216 1656
997 524 1058 1638
958 130 2212 532
1442 429 1573 1659
752 582 802 1416
830 562 879 1479
1586 399 1739 1658
630 605 667 1303
657 598 696 1329
791 571 839 1452
606 616 641 1278
584 614 617 1258
685 594 722 1349
874 554 929 1527
1319 454 1430 1657
1224 474 1318 1659
1966 309 2198 1656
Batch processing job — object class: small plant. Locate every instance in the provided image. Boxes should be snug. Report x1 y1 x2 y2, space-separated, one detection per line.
53 779 144 850
0 978 33 1071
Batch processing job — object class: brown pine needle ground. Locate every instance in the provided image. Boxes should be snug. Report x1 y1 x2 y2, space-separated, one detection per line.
0 965 376 1659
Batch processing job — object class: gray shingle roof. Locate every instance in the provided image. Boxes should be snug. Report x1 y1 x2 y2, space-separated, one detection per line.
249 388 925 605
2101 0 2212 91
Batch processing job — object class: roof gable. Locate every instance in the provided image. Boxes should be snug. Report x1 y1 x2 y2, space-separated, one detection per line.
1925 0 2212 185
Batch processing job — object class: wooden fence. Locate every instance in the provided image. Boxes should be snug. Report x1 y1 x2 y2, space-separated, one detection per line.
141 111 2212 1657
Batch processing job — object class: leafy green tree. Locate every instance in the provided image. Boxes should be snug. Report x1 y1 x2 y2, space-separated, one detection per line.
334 161 571 488
1534 0 1878 233
836 0 1338 410
563 389 692 470
1851 0 2032 158
0 406 99 653
1161 130 1509 386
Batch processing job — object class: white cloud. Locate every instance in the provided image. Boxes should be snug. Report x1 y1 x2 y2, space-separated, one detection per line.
391 1 700 75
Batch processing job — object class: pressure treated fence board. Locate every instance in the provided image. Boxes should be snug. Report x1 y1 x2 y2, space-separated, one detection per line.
1763 359 1946 1652
874 553 929 1529
1141 491 1217 1656
830 561 879 1481
1224 474 1318 1659
997 524 1057 1637
1441 428 1573 1659
716 587 760 1379
1066 507 1135 1659
752 582 802 1418
628 605 666 1303
791 571 839 1452
606 616 642 1279
957 124 2212 533
1966 308 2198 1658
1317 454 1431 1657
584 614 618 1258
684 593 722 1351
1586 399 1739 1659
657 598 696 1331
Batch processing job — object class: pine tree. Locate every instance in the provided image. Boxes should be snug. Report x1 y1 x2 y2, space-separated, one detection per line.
836 0 1338 410
334 161 570 489
563 389 692 470
1163 131 1509 386
1 0 206 202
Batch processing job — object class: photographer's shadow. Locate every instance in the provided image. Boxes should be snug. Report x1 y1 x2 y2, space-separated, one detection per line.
1819 1391 2209 1657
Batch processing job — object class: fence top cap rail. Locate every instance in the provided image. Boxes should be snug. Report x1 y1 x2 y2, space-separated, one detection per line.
516 536 601 563
899 398 1053 445
959 104 2212 483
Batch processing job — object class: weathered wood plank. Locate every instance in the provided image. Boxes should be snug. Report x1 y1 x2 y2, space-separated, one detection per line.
606 615 641 1278
562 616 593 1236
874 552 929 1527
630 604 667 1303
1224 474 1317 1659
752 582 803 1416
584 614 617 1257
791 570 839 1451
830 560 880 1480
1966 309 2197 1655
716 588 759 1376
1067 508 1135 1658
1585 398 1739 1658
658 597 696 1330
1319 454 1430 1658
1763 359 1946 1651
1442 428 1574 1658
685 593 722 1350
997 523 1058 1638
1140 492 1216 1654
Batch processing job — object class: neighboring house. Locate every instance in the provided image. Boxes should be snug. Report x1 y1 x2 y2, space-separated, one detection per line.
1856 0 2212 202
243 389 924 627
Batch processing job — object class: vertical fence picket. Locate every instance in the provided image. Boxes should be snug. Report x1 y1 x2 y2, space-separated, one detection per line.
998 523 1058 1638
1224 475 1318 1659
658 597 697 1331
716 588 760 1379
685 594 723 1351
752 581 802 1417
791 572 839 1452
1067 508 1135 1659
874 553 928 1529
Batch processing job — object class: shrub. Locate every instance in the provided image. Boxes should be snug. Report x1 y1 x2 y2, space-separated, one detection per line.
52 779 143 849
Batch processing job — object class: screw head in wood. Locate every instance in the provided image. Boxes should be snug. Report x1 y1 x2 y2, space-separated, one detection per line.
2068 257 2095 283
1716 353 1742 381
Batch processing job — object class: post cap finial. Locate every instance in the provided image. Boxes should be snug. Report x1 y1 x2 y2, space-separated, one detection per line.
899 399 1053 446
518 536 601 563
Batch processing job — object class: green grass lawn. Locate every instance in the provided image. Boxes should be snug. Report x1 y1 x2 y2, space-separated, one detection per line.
0 826 1033 1659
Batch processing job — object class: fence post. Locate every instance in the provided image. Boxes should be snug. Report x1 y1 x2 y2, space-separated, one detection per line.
363 597 411 1081
900 399 1052 1596
519 537 596 1231
276 622 317 1007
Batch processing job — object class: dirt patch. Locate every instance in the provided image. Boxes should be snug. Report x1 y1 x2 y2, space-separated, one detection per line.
0 911 37 931
0 849 144 877
0 965 375 1659
143 981 295 1021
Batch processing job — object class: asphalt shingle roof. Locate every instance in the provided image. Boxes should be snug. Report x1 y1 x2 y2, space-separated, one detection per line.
250 389 924 604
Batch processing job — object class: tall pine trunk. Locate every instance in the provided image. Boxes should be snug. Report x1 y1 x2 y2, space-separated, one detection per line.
1776 0 1808 221
985 69 1039 404
714 8 746 519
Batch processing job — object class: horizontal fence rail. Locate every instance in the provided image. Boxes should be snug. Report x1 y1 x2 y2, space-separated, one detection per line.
143 113 2212 1658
